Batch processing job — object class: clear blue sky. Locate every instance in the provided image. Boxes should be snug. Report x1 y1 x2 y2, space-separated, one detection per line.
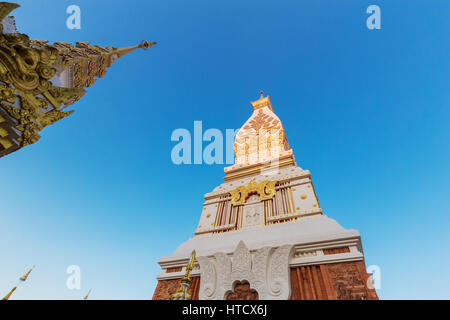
1 0 449 299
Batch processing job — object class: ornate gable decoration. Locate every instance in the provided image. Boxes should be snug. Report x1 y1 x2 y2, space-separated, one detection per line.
0 2 156 158
229 179 277 205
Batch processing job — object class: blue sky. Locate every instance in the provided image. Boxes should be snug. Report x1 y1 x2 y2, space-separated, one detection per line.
0 0 449 299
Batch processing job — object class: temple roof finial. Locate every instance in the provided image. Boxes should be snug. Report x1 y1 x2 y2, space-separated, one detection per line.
250 91 273 111
140 40 157 50
106 40 157 64
19 266 34 281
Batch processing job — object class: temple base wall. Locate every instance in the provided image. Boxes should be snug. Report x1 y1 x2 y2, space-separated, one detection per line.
152 261 378 300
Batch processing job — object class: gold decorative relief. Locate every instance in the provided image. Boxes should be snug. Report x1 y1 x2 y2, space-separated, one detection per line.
0 85 15 103
229 179 277 205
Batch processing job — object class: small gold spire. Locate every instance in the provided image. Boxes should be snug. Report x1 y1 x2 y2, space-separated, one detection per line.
172 250 196 300
260 90 264 98
2 266 34 300
107 40 157 65
183 250 196 282
2 286 17 301
19 266 34 281
84 289 92 300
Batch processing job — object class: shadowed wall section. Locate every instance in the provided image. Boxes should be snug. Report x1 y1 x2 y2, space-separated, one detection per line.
290 261 378 300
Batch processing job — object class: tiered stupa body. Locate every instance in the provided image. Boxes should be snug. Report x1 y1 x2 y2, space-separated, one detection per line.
153 94 378 300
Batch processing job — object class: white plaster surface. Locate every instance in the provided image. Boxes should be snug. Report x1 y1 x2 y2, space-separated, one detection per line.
159 214 359 263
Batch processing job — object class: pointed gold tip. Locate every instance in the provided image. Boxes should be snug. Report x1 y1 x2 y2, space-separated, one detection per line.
19 266 34 282
183 250 196 282
83 289 92 300
107 40 157 65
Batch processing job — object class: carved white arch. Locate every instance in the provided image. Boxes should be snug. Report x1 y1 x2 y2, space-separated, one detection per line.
198 240 293 300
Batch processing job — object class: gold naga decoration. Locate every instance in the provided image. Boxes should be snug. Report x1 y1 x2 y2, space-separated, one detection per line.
0 2 156 158
172 250 196 300
2 265 34 300
229 179 277 205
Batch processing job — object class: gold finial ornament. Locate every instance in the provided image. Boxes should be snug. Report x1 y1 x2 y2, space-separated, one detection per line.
19 266 34 281
172 250 196 300
84 289 92 300
0 2 156 158
2 266 34 300
184 250 196 282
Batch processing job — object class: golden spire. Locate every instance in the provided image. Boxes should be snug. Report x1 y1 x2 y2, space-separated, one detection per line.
2 266 34 300
107 40 157 65
172 250 196 300
19 266 34 281
183 250 196 282
83 289 92 300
